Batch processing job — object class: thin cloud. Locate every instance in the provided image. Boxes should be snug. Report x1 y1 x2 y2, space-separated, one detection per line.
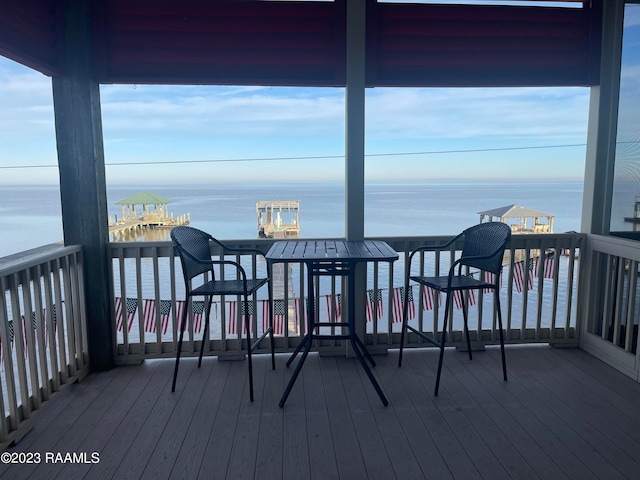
100 85 345 137
0 66 54 139
366 87 589 140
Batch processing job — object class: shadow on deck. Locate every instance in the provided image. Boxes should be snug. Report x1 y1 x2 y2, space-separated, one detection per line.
2 345 640 480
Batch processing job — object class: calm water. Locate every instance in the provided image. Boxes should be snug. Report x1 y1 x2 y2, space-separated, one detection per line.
0 181 586 258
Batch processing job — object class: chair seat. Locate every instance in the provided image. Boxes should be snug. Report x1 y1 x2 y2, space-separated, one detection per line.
411 274 493 292
190 277 269 297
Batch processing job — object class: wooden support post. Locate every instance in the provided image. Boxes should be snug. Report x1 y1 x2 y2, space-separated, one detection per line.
52 0 113 371
582 0 623 236
345 0 370 353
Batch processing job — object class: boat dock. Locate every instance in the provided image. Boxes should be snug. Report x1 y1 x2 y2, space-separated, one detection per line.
257 200 300 238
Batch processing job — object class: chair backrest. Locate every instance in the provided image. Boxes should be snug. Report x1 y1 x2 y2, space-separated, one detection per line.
170 226 215 283
459 222 511 274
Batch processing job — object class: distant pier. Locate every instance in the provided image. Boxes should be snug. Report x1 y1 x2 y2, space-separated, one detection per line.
623 195 640 229
257 200 300 238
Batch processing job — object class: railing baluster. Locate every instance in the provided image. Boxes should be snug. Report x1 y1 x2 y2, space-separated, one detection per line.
21 268 41 410
624 260 637 352
61 256 79 375
11 273 30 418
0 276 19 432
52 257 68 383
31 264 49 403
42 260 59 392
135 255 144 354
152 249 162 351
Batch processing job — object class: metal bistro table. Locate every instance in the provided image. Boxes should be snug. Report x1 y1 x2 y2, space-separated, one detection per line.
266 240 399 408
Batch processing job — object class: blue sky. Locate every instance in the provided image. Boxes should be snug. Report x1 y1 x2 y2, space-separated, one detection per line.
0 54 591 185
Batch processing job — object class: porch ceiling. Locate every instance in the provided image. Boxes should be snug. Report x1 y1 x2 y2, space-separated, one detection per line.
0 0 601 87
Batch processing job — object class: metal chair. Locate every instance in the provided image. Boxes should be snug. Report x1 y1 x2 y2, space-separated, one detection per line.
170 226 274 401
398 222 511 395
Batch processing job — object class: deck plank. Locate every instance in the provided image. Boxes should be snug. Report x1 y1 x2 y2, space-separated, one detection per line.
61 361 163 480
509 347 640 479
442 349 540 480
281 353 311 480
400 349 484 480
3 346 640 480
339 358 399 480
0 366 121 480
376 352 454 480
197 359 248 480
321 357 370 480
302 354 339 480
140 358 219 480
225 356 268 480
482 346 618 480
89 357 195 480
167 358 231 480
254 355 285 480
448 348 568 480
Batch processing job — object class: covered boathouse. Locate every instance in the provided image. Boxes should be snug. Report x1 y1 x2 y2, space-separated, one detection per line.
479 205 555 234
108 192 190 241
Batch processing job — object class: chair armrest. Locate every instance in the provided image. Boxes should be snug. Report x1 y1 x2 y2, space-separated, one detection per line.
209 238 267 260
406 232 464 271
181 249 251 284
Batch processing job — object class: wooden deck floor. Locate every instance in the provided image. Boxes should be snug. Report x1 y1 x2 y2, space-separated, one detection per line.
2 345 640 480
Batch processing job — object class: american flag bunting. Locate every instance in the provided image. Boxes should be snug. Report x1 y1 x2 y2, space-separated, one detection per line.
392 286 415 323
262 299 285 335
483 271 502 293
158 300 172 335
536 253 555 279
143 299 157 333
228 299 253 335
513 259 535 293
366 289 384 323
192 300 205 334
326 294 341 322
453 289 475 310
174 300 206 334
422 286 439 311
115 297 137 333
273 299 286 334
175 300 186 331
293 298 303 334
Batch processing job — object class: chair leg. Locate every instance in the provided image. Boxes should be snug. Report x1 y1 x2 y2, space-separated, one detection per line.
495 294 507 381
245 295 255 401
198 295 213 368
171 303 189 392
462 291 472 360
398 277 411 368
434 292 452 396
268 284 275 371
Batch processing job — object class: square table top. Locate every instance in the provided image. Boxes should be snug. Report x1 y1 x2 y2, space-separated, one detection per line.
265 239 398 263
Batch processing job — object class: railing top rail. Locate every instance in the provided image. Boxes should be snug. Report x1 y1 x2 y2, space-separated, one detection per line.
0 244 82 276
588 233 640 260
107 232 585 255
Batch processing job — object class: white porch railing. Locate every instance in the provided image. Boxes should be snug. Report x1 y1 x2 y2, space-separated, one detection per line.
581 234 640 381
0 245 89 449
109 233 583 365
